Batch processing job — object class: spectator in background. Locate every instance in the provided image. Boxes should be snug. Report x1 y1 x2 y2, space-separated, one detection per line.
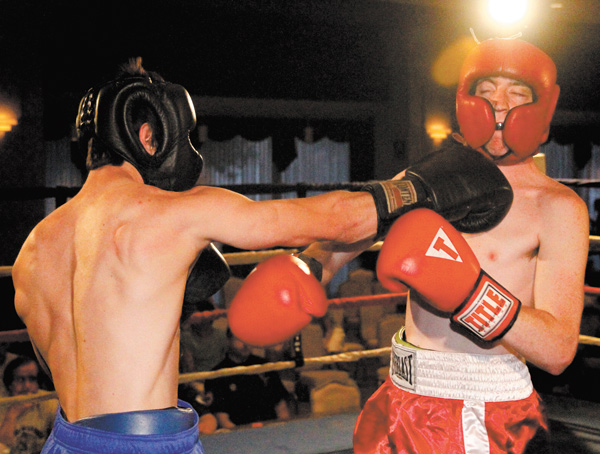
177 384 218 435
0 345 18 398
205 331 290 429
178 298 226 435
0 357 57 454
180 299 227 374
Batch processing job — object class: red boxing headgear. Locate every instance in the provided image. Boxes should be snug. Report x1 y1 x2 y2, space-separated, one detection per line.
456 38 560 165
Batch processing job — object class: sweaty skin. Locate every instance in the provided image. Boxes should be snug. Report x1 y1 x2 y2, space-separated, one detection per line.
12 159 377 422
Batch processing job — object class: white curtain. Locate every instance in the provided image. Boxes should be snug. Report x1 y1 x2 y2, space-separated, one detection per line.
280 137 350 197
201 135 353 296
541 140 576 180
198 136 273 201
280 137 354 294
44 138 83 214
542 140 600 217
576 145 600 217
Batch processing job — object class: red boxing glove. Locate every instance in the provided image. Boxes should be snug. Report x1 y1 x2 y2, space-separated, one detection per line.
377 208 521 342
228 254 328 347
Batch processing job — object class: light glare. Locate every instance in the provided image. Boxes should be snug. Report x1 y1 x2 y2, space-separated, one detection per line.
488 0 528 25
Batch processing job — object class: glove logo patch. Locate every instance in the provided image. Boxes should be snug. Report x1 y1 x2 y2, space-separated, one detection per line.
425 228 463 262
382 180 417 212
456 274 518 340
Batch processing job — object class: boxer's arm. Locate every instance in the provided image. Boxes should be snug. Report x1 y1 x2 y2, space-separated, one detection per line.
183 186 378 251
499 194 588 375
301 240 375 284
299 171 406 284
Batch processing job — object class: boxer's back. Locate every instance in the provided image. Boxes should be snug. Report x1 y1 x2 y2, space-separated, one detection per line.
13 195 81 418
13 167 185 421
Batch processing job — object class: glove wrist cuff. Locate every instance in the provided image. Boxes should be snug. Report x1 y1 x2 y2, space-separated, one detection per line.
362 179 426 239
451 270 521 342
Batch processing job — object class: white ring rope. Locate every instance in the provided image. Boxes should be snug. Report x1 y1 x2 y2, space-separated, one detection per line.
1 335 600 408
2 236 600 407
179 347 391 384
0 348 391 408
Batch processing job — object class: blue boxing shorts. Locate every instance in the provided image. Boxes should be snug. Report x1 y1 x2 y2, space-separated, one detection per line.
41 400 205 454
354 328 547 454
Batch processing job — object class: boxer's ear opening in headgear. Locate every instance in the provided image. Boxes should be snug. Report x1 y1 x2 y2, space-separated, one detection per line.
456 37 559 165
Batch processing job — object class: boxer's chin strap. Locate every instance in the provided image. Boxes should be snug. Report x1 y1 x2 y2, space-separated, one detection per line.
293 334 305 368
495 122 504 130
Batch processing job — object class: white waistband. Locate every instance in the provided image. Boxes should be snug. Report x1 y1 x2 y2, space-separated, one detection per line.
389 331 533 402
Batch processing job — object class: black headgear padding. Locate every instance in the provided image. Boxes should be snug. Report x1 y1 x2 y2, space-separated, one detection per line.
77 76 203 191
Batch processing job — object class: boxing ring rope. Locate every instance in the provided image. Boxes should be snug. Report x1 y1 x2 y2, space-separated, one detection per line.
1 179 600 408
1 178 600 204
2 291 600 346
1 234 600 278
178 348 392 384
0 289 599 408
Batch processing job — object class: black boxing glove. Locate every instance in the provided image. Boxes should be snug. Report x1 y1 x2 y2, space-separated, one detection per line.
182 243 231 316
362 143 513 238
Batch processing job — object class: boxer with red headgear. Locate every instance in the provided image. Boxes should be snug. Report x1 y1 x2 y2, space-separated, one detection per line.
296 38 588 453
456 38 560 164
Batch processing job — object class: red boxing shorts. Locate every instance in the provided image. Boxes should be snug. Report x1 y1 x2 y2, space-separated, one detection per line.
353 328 547 454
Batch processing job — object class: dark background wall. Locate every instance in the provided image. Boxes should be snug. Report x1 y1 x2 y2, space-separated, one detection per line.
1 0 600 267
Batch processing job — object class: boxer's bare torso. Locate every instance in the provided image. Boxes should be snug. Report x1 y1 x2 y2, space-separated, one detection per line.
406 158 589 372
309 76 588 374
406 77 588 372
13 166 196 421
12 161 377 422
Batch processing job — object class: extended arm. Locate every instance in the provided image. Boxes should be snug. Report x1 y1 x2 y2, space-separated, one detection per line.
187 186 379 251
178 143 513 253
302 239 376 284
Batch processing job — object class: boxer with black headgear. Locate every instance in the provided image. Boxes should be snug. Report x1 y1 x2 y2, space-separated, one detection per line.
289 38 588 453
16 56 509 453
77 59 231 313
76 60 203 191
13 58 388 454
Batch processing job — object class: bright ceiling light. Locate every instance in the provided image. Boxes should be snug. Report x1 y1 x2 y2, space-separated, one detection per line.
488 0 528 25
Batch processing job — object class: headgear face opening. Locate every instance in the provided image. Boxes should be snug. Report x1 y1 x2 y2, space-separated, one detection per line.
76 76 203 191
456 38 560 165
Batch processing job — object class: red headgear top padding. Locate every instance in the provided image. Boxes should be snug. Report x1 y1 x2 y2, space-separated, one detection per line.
456 38 560 165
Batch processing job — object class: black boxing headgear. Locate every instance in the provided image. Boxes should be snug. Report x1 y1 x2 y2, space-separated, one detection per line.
76 76 203 191
456 38 560 165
